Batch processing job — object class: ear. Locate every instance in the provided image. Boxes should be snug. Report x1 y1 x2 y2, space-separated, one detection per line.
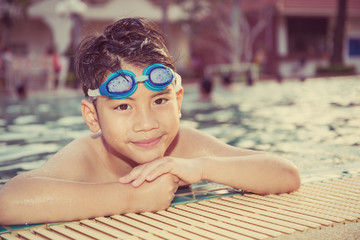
176 87 184 114
81 99 100 133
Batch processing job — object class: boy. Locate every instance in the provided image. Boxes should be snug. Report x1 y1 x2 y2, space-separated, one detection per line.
0 18 300 225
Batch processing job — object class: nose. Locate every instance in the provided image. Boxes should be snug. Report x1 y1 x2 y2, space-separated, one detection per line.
133 107 159 132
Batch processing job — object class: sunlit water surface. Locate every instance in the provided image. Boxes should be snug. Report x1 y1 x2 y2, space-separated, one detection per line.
1 76 360 186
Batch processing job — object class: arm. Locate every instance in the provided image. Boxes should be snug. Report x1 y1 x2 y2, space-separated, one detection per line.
0 135 179 225
199 153 300 194
120 126 300 195
0 173 178 225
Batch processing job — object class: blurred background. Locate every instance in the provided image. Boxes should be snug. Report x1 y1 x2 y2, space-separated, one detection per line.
0 0 360 186
0 0 359 92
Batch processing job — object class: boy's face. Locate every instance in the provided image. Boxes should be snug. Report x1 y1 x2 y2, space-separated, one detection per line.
90 63 183 164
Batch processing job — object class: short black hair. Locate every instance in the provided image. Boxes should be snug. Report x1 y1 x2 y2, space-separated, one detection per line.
75 17 175 96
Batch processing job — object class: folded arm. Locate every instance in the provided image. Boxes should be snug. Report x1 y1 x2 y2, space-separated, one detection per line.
0 173 178 225
120 126 301 194
199 153 300 194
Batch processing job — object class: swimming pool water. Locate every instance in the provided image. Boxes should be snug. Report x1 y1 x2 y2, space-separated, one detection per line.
1 76 360 186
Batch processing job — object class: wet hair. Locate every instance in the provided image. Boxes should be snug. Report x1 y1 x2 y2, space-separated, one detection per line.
75 17 175 96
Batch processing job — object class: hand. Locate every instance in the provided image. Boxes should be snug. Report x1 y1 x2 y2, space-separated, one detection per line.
131 173 179 212
119 156 203 187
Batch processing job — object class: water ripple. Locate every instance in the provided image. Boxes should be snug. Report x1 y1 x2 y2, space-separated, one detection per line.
1 77 360 185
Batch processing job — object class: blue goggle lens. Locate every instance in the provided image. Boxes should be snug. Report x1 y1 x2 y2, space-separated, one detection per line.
107 75 134 93
149 67 172 84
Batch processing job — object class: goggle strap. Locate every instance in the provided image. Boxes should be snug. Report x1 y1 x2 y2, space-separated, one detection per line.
174 72 182 92
88 88 101 97
135 75 149 82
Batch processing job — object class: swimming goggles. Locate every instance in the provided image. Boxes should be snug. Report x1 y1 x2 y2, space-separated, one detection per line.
87 63 181 100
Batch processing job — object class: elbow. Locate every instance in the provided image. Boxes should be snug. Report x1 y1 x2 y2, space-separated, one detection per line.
259 167 300 195
282 164 301 193
290 171 301 192
268 154 301 194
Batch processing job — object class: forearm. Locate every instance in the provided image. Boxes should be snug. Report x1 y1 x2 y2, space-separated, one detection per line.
200 154 300 195
0 176 135 225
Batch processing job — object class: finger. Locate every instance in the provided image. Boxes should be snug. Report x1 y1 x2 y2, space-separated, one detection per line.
119 171 138 183
119 165 145 183
131 164 163 187
173 175 180 184
121 159 171 186
119 175 132 183
173 176 180 192
146 165 171 181
146 160 177 181
131 176 146 187
178 180 188 186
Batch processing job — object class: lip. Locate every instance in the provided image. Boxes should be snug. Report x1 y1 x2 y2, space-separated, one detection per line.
131 136 162 148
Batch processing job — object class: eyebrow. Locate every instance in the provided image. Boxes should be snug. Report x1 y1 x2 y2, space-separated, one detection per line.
127 89 172 100
150 89 172 98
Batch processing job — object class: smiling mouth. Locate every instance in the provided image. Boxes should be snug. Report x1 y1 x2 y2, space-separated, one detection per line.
132 137 162 148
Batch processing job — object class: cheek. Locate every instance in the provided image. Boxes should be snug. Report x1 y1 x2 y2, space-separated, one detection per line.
160 105 180 132
98 111 129 138
159 104 179 121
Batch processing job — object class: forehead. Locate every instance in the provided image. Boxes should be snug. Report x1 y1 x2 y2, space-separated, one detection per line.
121 63 146 73
118 63 144 76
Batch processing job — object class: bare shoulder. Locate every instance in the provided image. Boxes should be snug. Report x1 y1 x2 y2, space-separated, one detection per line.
172 125 259 158
18 133 103 181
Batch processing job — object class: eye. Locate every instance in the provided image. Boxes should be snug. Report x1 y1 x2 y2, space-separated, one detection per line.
154 98 168 105
115 104 131 110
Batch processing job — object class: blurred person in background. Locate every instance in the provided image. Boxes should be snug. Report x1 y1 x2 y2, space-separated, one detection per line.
46 46 62 89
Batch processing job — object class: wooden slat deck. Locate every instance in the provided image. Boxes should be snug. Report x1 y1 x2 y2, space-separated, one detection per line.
1 175 360 240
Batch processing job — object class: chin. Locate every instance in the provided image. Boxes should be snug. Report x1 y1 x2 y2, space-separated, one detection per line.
133 151 164 164
129 142 168 164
